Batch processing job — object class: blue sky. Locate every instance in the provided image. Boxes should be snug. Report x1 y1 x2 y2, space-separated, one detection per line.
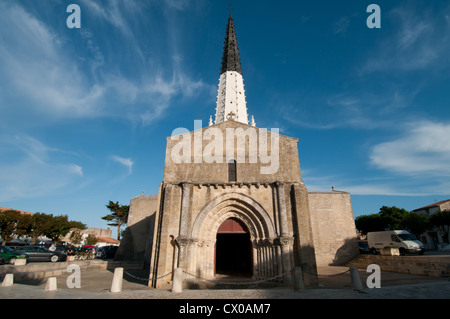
1 0 450 236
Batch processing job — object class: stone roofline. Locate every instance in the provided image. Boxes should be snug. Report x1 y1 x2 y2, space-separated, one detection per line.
159 180 306 188
308 190 350 195
165 120 300 143
130 194 158 201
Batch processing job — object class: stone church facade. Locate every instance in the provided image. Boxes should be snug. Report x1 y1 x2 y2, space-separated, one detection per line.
115 15 358 289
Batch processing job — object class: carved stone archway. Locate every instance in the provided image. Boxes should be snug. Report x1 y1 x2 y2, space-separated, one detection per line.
186 192 289 280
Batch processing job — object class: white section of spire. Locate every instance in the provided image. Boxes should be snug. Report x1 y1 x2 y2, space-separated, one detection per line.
214 71 248 125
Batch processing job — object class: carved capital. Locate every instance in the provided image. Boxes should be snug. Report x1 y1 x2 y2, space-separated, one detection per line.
278 236 294 247
176 237 194 248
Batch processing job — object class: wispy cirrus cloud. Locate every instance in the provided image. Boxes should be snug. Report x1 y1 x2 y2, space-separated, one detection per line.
370 120 450 176
0 1 105 121
300 118 450 196
111 155 134 175
361 5 450 74
333 16 351 35
0 134 83 202
0 0 212 128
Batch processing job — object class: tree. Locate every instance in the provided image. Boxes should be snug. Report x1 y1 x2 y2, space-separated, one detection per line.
70 230 83 245
0 209 88 245
85 234 98 246
45 215 72 244
404 212 429 238
355 206 430 236
0 210 21 245
15 213 33 238
102 201 129 240
30 213 85 245
430 209 450 245
379 206 409 230
355 213 386 234
30 213 53 244
68 220 87 230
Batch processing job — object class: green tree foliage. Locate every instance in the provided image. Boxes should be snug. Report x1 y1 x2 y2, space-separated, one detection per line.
355 214 385 234
45 215 72 244
0 210 21 245
15 213 33 238
68 220 87 230
102 201 129 240
84 234 98 246
379 206 409 230
404 212 429 238
430 209 450 244
356 206 430 237
0 210 86 245
70 230 83 245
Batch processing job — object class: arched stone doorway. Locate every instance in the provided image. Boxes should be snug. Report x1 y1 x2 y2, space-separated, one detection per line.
215 218 252 277
189 191 290 281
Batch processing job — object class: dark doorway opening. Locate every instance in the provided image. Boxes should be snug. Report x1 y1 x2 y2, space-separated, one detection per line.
215 218 252 277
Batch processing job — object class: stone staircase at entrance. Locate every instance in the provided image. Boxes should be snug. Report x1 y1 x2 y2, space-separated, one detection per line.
347 254 450 278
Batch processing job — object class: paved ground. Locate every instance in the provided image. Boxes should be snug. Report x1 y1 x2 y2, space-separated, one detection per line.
1 264 449 300
1 263 448 317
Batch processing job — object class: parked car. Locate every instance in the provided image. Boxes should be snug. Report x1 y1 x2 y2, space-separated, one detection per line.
0 246 28 264
12 245 67 262
358 241 370 254
82 246 97 254
52 246 67 254
96 246 118 259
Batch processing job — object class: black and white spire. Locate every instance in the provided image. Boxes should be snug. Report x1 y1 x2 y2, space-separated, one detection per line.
212 14 254 126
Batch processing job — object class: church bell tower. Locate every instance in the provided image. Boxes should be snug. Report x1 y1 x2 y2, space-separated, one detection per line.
212 14 255 127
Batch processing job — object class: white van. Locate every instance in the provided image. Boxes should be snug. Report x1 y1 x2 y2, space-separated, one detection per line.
367 230 424 255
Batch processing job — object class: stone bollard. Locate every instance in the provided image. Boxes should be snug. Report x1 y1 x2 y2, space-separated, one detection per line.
350 267 364 292
45 277 57 291
110 267 123 293
171 268 184 293
1 274 14 287
293 267 305 291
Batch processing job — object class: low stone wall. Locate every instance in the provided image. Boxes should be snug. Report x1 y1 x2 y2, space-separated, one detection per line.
347 254 450 277
0 260 144 282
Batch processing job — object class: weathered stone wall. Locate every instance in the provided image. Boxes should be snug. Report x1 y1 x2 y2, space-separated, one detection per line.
308 191 358 266
146 120 320 288
439 201 450 212
148 181 318 289
114 194 158 262
163 121 301 184
120 121 356 289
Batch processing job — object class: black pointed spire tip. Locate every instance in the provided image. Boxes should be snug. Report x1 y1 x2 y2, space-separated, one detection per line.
220 14 242 75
